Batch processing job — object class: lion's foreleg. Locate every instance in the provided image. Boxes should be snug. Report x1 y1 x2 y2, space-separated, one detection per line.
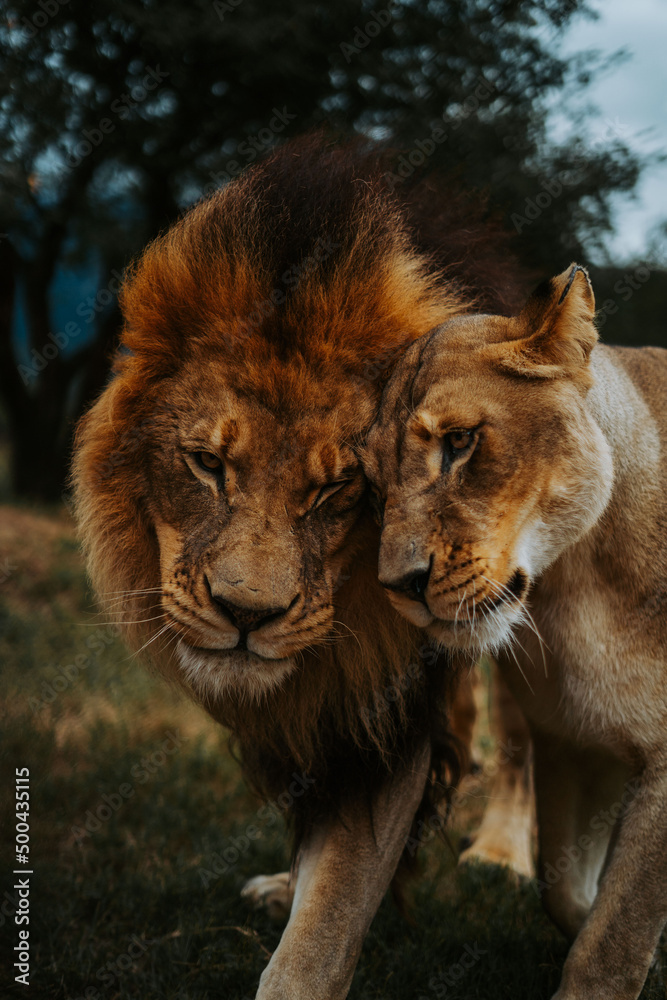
253 742 430 1000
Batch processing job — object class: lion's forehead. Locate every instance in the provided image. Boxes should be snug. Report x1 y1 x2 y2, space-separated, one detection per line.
178 393 363 483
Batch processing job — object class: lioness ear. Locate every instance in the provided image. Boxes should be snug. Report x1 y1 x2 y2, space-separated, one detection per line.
500 264 597 383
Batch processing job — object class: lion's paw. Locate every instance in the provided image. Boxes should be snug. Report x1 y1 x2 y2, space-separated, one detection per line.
458 837 534 880
241 871 294 922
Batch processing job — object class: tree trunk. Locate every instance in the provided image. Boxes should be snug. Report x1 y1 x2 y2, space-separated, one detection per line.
0 238 122 502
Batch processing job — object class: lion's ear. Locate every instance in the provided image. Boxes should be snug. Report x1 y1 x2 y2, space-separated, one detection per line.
499 264 597 383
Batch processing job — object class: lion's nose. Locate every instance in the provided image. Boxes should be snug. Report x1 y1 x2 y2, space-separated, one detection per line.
211 597 292 633
205 576 299 636
380 560 432 605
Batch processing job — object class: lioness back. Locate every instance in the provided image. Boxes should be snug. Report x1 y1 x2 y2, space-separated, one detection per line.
608 344 667 437
588 343 667 624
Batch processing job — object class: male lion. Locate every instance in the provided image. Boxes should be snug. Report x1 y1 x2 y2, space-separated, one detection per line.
72 136 527 999
363 264 667 1000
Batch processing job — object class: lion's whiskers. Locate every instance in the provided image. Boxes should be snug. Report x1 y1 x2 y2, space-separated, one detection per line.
331 620 363 654
99 587 164 597
156 623 186 657
453 587 466 632
84 612 168 627
97 595 164 610
129 620 173 660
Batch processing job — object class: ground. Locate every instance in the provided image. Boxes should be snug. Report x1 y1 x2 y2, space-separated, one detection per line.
0 502 665 999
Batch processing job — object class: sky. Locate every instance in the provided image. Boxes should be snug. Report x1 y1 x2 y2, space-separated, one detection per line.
556 0 667 263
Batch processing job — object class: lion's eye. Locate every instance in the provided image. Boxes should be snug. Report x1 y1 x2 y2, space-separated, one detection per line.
195 451 223 473
313 480 348 509
447 430 472 451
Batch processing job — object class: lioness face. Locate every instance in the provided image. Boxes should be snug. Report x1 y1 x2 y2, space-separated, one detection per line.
143 359 376 700
363 267 613 655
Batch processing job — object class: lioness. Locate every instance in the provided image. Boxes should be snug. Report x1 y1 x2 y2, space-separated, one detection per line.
363 265 667 1000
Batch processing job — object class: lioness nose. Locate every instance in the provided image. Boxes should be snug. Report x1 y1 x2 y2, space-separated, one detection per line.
211 597 291 634
381 563 432 604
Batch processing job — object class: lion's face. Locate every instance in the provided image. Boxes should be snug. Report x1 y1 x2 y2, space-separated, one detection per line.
363 266 613 655
141 358 377 700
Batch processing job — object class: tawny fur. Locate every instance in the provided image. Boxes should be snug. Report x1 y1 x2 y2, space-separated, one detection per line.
364 265 667 1000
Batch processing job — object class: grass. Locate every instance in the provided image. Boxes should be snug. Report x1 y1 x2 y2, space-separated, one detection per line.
0 502 665 1000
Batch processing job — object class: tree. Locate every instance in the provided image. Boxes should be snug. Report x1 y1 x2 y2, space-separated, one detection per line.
0 0 643 499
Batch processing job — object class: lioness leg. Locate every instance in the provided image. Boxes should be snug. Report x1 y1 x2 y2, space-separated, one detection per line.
532 732 629 942
254 743 430 1000
459 659 534 877
551 761 667 1000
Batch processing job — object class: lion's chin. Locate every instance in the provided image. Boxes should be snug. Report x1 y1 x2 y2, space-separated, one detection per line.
176 640 297 703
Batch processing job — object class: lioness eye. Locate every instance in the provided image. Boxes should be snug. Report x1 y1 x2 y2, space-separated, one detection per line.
195 451 223 472
442 428 477 473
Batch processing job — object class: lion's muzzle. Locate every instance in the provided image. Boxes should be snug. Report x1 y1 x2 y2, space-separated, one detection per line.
205 574 299 650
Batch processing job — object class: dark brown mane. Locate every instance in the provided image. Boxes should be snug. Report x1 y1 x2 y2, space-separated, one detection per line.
119 131 526 389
